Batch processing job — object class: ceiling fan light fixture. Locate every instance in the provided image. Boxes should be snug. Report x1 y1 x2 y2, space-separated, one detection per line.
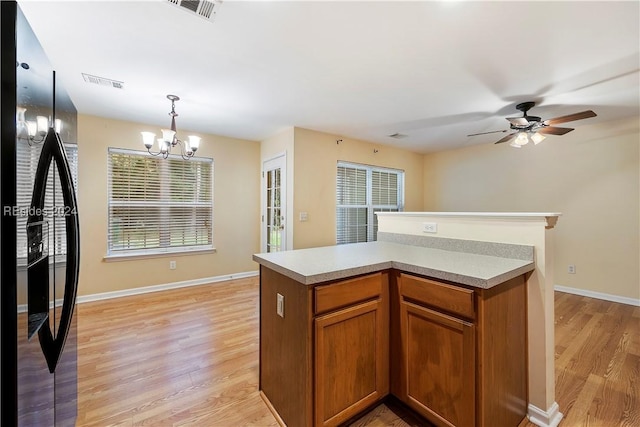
514 132 529 147
530 132 546 145
472 101 597 148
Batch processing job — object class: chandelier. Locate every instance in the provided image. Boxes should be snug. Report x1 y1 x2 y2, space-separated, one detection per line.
141 95 201 159
16 106 62 146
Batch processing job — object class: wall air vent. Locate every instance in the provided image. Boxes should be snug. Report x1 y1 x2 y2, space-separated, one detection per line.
166 0 222 21
81 73 124 89
388 133 408 139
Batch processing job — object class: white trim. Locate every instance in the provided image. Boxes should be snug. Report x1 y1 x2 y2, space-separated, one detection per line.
528 402 563 427
375 211 562 218
108 146 213 163
262 153 287 253
555 285 640 307
376 212 561 229
262 151 287 164
103 247 216 262
337 160 405 174
17 298 64 314
76 270 259 304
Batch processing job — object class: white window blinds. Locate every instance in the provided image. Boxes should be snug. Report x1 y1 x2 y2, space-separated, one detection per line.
107 148 213 256
16 141 78 263
336 162 404 244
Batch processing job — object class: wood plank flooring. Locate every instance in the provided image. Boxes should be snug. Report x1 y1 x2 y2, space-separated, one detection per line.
75 277 639 426
518 291 640 427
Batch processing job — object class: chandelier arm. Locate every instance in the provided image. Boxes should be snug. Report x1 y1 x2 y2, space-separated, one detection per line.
146 148 164 157
18 133 46 146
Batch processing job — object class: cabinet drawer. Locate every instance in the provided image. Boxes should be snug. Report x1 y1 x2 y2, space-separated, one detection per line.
399 273 475 320
315 273 382 315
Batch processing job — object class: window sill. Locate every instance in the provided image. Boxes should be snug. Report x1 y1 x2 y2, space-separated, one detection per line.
17 256 68 271
103 247 217 263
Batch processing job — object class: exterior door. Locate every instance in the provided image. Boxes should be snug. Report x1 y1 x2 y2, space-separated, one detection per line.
262 154 286 253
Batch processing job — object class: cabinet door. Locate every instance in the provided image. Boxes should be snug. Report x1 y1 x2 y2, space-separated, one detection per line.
315 299 388 427
401 300 475 427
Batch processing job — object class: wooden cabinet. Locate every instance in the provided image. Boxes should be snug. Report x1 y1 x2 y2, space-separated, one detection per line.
397 275 476 427
314 273 388 427
392 272 527 427
260 266 526 427
259 268 388 427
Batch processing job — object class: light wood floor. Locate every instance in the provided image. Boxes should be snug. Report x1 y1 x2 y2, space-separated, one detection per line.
75 277 639 426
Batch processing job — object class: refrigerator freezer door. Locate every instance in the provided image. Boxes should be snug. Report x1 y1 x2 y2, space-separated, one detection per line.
27 129 80 374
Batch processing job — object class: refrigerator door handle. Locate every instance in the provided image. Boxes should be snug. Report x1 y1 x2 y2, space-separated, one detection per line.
27 128 80 373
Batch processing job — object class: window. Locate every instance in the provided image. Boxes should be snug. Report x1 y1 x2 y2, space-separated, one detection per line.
107 148 213 257
16 141 78 264
336 162 404 244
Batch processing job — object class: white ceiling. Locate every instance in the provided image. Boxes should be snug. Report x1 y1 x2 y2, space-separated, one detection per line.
18 0 640 154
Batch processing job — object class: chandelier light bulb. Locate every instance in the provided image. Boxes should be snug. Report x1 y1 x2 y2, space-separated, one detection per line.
36 116 48 134
161 129 176 144
141 132 156 149
187 135 201 153
158 138 169 153
16 107 26 122
27 121 37 137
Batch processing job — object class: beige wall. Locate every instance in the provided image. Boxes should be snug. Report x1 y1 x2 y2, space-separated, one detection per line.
423 117 640 301
292 127 424 249
77 113 638 302
77 114 260 297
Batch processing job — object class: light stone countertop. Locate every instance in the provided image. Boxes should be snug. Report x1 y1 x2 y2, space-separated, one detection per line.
253 241 534 288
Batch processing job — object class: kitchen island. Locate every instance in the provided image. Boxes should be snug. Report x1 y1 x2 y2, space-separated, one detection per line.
253 238 534 427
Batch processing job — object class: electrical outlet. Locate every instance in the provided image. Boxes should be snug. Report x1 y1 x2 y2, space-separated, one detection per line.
276 293 284 318
169 260 176 270
423 222 437 233
568 265 576 274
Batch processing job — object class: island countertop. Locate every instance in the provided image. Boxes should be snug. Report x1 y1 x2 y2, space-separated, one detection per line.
253 241 534 288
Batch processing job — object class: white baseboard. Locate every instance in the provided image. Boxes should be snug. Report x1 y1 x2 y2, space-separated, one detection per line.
555 285 640 307
528 402 563 427
76 270 259 304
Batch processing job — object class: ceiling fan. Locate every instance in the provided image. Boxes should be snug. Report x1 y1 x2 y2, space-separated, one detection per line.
468 102 597 148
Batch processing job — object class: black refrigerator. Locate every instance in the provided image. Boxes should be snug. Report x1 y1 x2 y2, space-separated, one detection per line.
1 2 80 426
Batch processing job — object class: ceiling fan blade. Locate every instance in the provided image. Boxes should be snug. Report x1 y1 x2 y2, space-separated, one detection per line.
544 110 597 125
494 133 517 144
538 126 574 136
506 117 529 126
467 129 508 137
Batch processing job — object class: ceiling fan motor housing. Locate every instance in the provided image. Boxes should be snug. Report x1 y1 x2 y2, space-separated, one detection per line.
510 101 541 130
516 101 536 113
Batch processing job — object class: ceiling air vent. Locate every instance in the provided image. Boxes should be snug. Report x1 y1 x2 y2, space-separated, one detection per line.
166 0 222 21
388 133 408 139
82 73 124 89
